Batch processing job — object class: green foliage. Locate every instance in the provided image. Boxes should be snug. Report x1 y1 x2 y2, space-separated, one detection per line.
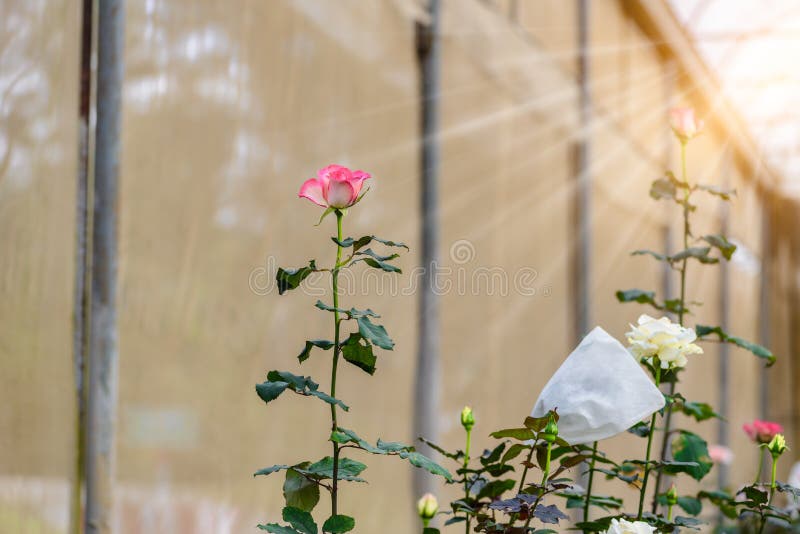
666 431 712 481
616 289 689 315
297 340 334 364
255 371 349 411
321 515 355 533
356 316 394 350
339 333 376 375
695 325 776 366
700 234 737 260
276 260 318 295
332 235 409 251
283 463 320 512
258 507 318 534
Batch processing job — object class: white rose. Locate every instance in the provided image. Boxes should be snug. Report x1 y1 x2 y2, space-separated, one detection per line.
626 314 703 370
603 518 658 534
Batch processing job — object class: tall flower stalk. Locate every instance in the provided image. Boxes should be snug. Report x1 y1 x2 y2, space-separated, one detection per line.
254 164 451 532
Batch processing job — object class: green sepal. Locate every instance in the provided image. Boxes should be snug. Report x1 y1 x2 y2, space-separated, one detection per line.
315 207 336 226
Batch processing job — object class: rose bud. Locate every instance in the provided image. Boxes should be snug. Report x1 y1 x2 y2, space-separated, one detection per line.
767 434 788 458
417 493 438 523
460 406 475 432
542 415 559 444
669 107 704 143
666 484 678 507
299 164 371 209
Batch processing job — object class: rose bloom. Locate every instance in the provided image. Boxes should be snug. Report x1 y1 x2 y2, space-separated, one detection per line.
299 164 371 209
626 315 703 370
603 518 657 534
708 444 734 465
669 107 704 142
743 419 783 444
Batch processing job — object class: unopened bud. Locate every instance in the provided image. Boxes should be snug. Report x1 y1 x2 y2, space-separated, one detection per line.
461 406 475 432
666 484 678 507
767 434 788 458
417 493 438 522
542 416 559 444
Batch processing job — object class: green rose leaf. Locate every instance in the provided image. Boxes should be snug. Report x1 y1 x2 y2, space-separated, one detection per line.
695 325 776 366
357 316 394 350
353 248 402 273
277 260 318 295
313 300 380 319
298 340 334 363
332 235 409 252
283 464 320 512
282 507 318 534
399 451 454 482
256 371 349 411
667 431 712 481
701 234 737 260
254 464 291 477
631 249 669 262
490 427 536 441
258 524 301 533
422 529 441 534
616 289 657 305
671 246 719 264
322 515 355 533
627 421 651 437
305 456 367 480
695 183 736 201
680 400 722 422
650 176 677 200
340 333 377 375
677 496 702 516
476 479 516 500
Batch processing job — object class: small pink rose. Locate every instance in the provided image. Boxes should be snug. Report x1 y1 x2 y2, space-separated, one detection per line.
708 444 734 465
669 107 704 142
298 164 371 209
743 419 783 444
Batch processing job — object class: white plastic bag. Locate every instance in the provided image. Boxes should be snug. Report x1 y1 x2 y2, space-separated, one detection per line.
531 326 665 445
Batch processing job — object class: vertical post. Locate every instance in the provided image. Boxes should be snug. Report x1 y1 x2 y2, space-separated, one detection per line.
85 1 125 532
758 197 771 421
573 0 591 346
717 156 732 490
72 0 94 531
573 1 592 522
413 0 442 501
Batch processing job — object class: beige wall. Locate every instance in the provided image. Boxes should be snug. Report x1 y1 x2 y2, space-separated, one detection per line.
0 0 792 532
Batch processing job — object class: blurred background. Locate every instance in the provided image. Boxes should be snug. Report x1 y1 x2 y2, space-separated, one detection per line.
1 0 799 532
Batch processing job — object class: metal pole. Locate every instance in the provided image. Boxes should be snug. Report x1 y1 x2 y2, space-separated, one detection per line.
574 0 591 346
85 0 124 532
758 198 771 421
72 0 94 531
717 156 732 490
574 0 592 523
413 0 442 502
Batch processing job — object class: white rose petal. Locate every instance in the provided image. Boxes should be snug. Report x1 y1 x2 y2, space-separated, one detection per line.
625 314 703 370
603 518 658 534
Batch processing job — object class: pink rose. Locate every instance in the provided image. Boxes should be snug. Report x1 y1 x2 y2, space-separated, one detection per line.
743 419 783 444
298 164 371 209
708 444 734 465
669 107 704 142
